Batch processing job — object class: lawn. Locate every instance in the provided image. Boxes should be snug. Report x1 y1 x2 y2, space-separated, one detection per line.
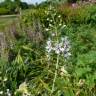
0 15 18 31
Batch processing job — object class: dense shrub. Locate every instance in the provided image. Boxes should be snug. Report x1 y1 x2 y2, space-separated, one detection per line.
0 8 9 15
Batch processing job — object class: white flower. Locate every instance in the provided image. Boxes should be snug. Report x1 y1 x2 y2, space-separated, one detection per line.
7 89 10 92
61 25 66 29
46 46 52 53
47 18 49 21
3 77 7 82
60 47 64 52
6 89 11 96
54 43 61 54
7 92 11 96
45 36 71 59
61 36 71 59
45 28 49 31
64 52 71 58
46 54 50 60
58 15 61 18
65 47 70 52
61 37 69 45
55 48 60 54
0 91 3 95
59 23 62 26
52 33 55 37
49 24 52 27
46 38 52 53
63 25 66 27
50 20 53 22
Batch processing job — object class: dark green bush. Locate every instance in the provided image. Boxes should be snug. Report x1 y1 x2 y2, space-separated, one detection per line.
0 8 9 15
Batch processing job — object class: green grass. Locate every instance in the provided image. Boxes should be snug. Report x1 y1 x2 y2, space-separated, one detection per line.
0 15 18 31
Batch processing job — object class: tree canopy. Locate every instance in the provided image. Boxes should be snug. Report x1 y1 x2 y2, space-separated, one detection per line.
0 0 28 15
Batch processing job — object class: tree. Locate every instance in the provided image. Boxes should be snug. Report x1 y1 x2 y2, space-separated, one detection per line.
0 0 29 15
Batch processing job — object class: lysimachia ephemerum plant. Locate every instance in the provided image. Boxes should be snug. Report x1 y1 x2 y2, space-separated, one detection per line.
45 5 72 96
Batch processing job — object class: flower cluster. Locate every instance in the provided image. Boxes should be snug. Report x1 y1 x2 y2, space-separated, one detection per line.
6 89 11 96
46 36 71 59
0 89 11 96
44 5 63 32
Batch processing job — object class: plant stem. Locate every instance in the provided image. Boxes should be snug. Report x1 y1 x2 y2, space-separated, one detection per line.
51 54 59 95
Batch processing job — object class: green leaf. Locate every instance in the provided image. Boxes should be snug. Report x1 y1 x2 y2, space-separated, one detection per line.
75 67 91 77
39 79 51 92
64 89 75 96
77 51 96 65
86 75 95 88
15 53 24 64
22 46 32 51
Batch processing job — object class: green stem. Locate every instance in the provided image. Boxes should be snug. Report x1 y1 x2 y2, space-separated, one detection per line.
51 54 59 95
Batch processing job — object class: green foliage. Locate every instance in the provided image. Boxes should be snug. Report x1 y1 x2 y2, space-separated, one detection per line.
0 2 96 96
0 8 9 15
59 4 96 24
0 0 29 15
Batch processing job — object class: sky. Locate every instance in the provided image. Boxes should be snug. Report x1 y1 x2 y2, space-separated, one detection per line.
21 0 46 4
0 0 47 4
